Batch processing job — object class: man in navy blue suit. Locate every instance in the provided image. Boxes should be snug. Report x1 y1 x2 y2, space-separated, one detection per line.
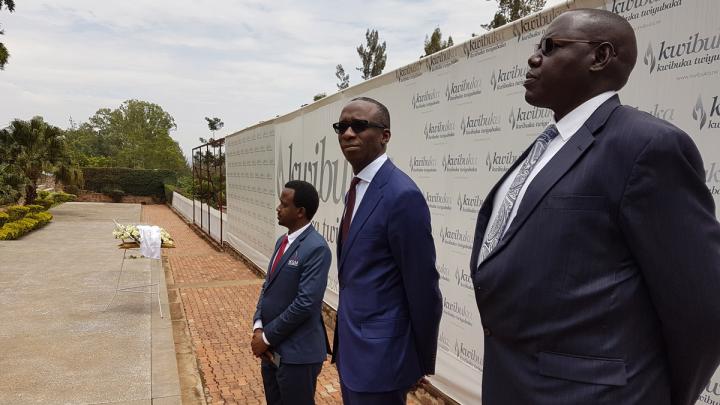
252 180 331 405
470 9 720 405
331 97 443 404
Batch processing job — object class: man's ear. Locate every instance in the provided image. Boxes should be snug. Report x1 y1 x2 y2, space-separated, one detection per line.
297 206 307 220
589 42 614 72
382 128 391 145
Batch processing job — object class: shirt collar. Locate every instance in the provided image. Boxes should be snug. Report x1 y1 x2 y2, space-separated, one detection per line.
552 91 617 141
355 153 388 184
287 222 311 244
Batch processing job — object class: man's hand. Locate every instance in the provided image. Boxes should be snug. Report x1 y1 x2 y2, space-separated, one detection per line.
411 376 429 391
251 328 270 357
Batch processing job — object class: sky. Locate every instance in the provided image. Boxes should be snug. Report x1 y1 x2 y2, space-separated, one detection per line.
0 0 565 161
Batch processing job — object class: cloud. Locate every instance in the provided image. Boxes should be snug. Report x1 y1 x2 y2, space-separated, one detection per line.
0 0 542 161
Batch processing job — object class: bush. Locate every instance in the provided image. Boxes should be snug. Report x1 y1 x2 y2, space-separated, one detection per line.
164 184 175 204
105 189 125 203
0 212 8 227
38 190 51 199
25 204 45 214
27 211 52 226
0 222 24 240
52 191 76 203
83 168 177 200
0 212 53 240
6 205 30 221
35 198 53 210
64 184 80 195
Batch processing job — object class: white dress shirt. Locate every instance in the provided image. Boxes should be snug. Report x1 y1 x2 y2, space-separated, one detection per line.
347 153 388 221
477 91 617 266
253 222 312 343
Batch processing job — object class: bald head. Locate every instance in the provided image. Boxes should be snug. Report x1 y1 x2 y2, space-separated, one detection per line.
565 8 637 90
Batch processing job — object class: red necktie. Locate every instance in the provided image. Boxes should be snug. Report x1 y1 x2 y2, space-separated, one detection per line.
270 235 288 275
341 177 362 243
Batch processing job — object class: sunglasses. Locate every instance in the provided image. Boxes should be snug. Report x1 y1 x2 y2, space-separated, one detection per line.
332 119 386 135
536 37 617 57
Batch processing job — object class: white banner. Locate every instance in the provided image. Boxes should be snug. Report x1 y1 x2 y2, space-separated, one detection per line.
224 0 720 402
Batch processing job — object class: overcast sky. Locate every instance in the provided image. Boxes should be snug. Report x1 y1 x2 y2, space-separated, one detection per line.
0 0 565 161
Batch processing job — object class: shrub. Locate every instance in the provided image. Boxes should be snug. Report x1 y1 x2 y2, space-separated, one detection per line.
35 198 53 210
105 189 125 203
6 205 30 221
38 190 51 199
0 212 8 227
64 184 80 195
164 184 175 204
52 191 76 203
83 168 177 200
25 204 45 214
27 211 52 226
0 222 23 240
0 212 53 240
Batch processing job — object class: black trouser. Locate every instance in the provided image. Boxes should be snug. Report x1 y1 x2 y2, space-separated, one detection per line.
261 359 323 405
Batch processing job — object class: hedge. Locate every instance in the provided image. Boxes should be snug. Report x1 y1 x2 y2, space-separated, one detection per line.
6 205 31 221
0 211 53 240
82 168 177 199
0 212 8 227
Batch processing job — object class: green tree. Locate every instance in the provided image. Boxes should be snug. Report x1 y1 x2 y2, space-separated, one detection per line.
0 116 67 204
313 93 327 101
75 100 189 174
356 29 387 80
204 117 224 143
423 27 454 57
0 0 15 70
483 0 546 30
335 64 350 90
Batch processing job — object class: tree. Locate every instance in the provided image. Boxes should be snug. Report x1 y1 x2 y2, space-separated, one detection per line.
313 93 327 101
0 0 15 70
356 29 387 80
423 27 454 57
204 117 224 143
483 0 546 30
65 100 189 175
0 116 67 204
335 64 350 90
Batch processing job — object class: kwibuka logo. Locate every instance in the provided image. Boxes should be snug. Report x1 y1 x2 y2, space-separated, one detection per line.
445 76 482 101
411 89 441 109
644 32 720 74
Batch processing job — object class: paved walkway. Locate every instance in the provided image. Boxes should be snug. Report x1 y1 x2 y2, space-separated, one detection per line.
0 202 180 404
142 205 345 405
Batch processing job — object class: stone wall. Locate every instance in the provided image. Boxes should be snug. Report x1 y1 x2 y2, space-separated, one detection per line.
76 192 159 205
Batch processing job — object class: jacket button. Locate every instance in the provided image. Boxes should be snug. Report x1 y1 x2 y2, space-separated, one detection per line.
483 328 492 337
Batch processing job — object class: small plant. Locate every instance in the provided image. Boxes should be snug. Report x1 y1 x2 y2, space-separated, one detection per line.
106 189 125 203
64 185 80 195
6 205 30 221
0 212 9 227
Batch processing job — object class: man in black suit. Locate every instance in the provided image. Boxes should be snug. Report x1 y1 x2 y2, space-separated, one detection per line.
470 8 720 404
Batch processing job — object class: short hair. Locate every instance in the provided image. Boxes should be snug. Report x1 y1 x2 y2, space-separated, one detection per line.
350 97 391 128
285 180 320 220
571 8 637 89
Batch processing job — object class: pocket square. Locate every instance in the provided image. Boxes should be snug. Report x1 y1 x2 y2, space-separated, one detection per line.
287 252 300 267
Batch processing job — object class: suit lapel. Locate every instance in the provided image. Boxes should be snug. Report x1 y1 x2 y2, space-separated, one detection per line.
338 160 393 269
479 96 621 266
266 226 313 288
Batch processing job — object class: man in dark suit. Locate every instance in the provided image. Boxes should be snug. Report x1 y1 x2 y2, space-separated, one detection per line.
251 180 331 405
331 97 443 404
469 8 720 405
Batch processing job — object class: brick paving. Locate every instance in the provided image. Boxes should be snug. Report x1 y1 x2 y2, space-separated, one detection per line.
142 205 344 405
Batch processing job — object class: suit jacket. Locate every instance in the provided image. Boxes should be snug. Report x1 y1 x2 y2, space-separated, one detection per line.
254 225 331 365
333 159 443 392
469 95 720 405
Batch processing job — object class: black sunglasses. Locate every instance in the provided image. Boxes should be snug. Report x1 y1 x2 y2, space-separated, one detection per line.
332 119 386 135
536 37 617 57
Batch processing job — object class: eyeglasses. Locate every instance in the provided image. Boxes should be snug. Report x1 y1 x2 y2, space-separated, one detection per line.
332 119 386 135
536 37 617 57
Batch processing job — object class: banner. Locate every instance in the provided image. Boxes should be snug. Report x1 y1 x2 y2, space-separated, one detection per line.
224 0 720 402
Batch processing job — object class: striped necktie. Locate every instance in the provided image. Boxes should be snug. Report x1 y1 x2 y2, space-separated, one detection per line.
478 124 559 264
